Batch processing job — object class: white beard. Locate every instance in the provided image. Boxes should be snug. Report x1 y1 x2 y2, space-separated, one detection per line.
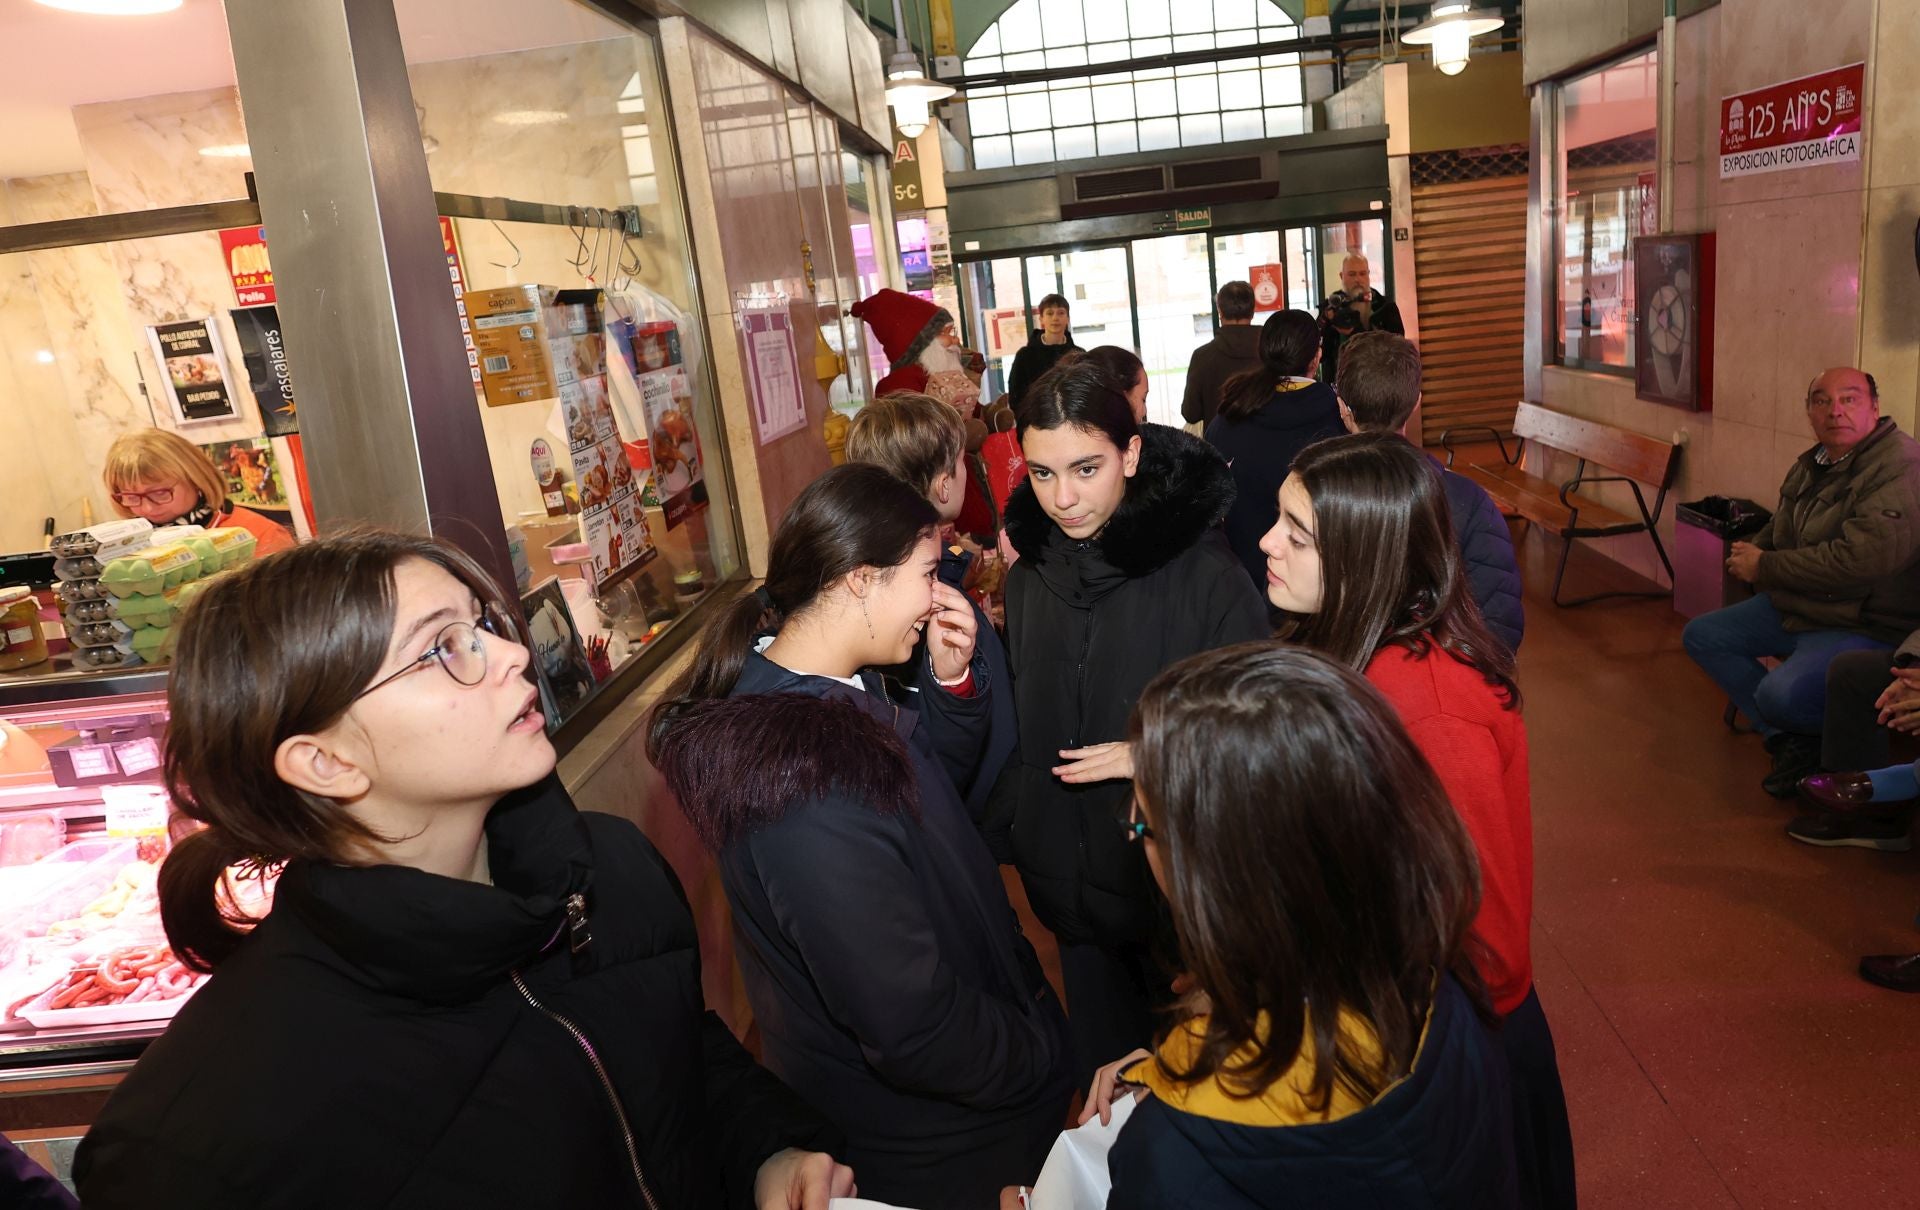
917 342 963 374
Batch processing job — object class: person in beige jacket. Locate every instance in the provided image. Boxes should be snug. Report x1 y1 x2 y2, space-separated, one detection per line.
1683 367 1920 798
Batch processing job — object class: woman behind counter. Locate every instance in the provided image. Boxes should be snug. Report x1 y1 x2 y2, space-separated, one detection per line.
103 430 296 554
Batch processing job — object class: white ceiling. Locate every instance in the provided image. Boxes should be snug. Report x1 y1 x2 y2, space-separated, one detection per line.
0 0 628 181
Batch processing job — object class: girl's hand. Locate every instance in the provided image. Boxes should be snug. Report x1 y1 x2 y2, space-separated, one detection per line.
927 582 980 685
1053 742 1133 784
1079 1048 1153 1126
753 1149 854 1210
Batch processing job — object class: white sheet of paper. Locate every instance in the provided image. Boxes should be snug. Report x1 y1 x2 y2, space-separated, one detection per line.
1029 1090 1140 1210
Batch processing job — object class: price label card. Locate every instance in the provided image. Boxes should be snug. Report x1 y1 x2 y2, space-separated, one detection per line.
101 784 170 837
69 745 118 779
114 737 162 777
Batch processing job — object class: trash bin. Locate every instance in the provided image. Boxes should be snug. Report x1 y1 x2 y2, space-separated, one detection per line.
1674 496 1772 618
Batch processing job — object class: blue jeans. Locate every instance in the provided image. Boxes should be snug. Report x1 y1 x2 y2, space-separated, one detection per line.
1682 593 1892 739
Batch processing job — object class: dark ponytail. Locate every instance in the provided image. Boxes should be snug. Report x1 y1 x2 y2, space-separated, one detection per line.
161 531 515 972
1218 308 1321 421
647 464 939 754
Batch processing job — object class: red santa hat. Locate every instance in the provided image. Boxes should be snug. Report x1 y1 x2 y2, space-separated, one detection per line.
851 289 953 372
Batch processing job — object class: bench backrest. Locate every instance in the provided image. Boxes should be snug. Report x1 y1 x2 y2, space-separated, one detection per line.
1513 401 1680 487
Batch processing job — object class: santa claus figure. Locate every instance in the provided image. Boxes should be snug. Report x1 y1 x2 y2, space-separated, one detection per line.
851 288 982 410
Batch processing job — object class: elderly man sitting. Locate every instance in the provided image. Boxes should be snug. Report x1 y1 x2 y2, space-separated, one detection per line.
1683 367 1920 796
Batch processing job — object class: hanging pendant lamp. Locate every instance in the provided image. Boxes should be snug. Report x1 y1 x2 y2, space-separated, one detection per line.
883 0 955 139
1400 2 1505 76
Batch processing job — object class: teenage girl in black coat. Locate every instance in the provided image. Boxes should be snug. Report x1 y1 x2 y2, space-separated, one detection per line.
76 532 847 1210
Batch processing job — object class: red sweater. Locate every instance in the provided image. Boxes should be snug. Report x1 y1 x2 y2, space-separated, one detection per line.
1366 643 1533 1016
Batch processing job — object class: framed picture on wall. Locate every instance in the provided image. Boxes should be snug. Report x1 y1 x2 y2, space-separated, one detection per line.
1634 233 1716 412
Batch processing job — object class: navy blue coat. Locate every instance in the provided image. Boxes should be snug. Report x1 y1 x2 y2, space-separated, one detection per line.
1108 976 1520 1210
1439 462 1525 654
655 649 1072 1210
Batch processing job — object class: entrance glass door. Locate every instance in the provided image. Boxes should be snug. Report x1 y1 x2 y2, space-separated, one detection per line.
1133 233 1218 426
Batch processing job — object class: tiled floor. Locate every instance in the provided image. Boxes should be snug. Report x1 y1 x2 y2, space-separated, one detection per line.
1008 518 1920 1207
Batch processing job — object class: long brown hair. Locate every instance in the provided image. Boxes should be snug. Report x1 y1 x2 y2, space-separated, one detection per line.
1130 642 1484 1109
1285 432 1519 705
646 464 939 733
160 532 516 971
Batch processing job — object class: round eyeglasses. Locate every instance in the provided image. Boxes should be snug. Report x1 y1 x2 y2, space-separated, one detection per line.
354 606 509 701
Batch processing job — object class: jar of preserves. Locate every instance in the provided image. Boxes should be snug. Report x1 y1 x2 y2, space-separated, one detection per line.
0 587 50 671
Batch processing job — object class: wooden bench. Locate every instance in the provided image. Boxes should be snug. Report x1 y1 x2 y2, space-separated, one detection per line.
1441 402 1682 607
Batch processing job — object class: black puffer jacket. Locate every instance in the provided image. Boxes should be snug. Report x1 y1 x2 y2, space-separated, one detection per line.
75 778 834 1210
995 425 1270 946
654 650 1072 1210
1439 461 1525 653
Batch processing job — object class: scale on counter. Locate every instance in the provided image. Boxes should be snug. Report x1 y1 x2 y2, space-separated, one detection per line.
0 552 56 592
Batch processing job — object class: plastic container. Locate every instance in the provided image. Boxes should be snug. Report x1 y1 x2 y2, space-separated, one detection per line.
69 645 141 671
54 579 107 606
48 519 153 560
0 837 141 938
100 545 202 599
52 556 104 583
0 587 51 672
68 619 134 650
0 811 63 865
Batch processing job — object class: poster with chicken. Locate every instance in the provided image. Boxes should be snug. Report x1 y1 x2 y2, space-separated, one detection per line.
553 299 655 591
638 362 709 530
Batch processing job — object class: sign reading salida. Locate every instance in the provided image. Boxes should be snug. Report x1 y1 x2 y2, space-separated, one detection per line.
1720 63 1864 179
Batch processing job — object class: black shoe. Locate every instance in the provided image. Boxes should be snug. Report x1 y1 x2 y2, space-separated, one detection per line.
1860 952 1920 992
1786 809 1913 851
1762 734 1822 798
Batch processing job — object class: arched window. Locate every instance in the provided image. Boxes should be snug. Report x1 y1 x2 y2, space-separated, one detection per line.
962 0 1306 169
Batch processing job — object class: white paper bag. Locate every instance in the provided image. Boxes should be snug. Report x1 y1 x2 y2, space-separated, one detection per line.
1027 1091 1139 1210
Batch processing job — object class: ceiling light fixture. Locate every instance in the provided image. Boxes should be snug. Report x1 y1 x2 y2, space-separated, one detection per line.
883 0 955 140
1400 3 1504 77
33 0 183 14
198 143 251 158
493 110 571 127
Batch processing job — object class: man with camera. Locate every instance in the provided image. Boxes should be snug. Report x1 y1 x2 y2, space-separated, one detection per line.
1318 254 1404 385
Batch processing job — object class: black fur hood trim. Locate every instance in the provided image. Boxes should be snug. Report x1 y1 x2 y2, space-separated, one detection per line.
652 693 918 852
1003 423 1237 579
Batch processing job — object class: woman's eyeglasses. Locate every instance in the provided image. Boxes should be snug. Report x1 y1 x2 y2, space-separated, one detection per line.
113 487 177 508
354 605 509 701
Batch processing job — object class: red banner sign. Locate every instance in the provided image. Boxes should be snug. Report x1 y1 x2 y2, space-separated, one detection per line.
1720 62 1864 179
219 226 275 306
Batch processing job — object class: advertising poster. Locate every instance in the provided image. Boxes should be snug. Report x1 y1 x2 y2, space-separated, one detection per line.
199 437 298 532
1720 63 1864 179
146 319 238 425
552 293 655 590
229 305 298 436
520 577 596 731
743 308 807 444
219 226 275 307
1249 263 1285 312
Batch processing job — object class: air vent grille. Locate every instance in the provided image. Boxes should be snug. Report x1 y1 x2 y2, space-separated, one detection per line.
1073 166 1167 201
1170 156 1263 189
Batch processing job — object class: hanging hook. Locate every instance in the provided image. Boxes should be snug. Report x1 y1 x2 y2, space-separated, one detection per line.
487 219 522 270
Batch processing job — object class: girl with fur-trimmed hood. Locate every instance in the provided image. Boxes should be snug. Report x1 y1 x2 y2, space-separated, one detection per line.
990 360 1270 1088
648 464 1071 1210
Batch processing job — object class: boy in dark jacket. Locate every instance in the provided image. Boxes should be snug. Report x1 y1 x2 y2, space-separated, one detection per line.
1006 294 1079 407
1180 281 1264 427
1333 330 1525 653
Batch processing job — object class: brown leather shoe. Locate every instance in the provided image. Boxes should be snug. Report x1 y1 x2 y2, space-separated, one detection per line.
1860 951 1920 993
1799 771 1879 811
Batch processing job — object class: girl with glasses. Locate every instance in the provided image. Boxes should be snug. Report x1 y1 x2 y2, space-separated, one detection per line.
1258 432 1574 1209
103 429 295 555
1085 643 1519 1209
77 532 848 1209
649 464 1071 1210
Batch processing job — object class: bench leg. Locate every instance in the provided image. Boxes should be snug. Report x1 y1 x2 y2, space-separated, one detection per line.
1550 533 1677 607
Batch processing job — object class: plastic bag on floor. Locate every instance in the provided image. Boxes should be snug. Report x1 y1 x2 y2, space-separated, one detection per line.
1028 1090 1139 1210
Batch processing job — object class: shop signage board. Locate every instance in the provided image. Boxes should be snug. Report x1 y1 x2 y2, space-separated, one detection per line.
743 308 807 444
1720 63 1864 179
219 226 274 306
1175 207 1212 232
892 127 925 209
1249 263 1286 312
229 305 298 436
146 319 238 424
